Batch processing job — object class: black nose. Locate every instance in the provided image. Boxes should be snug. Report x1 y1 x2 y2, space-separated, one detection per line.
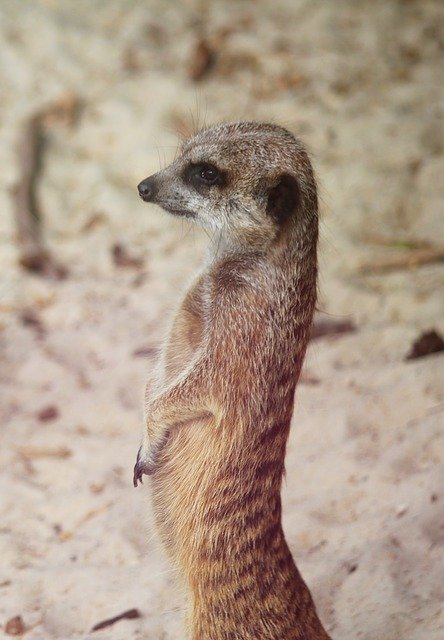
137 176 156 202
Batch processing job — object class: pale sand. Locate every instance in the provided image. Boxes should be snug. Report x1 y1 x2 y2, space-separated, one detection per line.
0 1 443 638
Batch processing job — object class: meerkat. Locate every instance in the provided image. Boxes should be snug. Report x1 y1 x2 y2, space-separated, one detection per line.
134 121 331 640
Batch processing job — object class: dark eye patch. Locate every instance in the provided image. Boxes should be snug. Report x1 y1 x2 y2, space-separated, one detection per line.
183 162 227 192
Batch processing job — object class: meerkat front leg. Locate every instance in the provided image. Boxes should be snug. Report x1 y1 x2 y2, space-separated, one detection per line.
133 354 218 485
160 276 207 386
134 278 209 485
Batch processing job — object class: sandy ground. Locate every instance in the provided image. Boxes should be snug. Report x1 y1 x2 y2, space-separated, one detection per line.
0 1 443 638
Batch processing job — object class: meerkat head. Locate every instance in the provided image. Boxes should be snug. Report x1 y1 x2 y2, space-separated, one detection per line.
138 121 317 249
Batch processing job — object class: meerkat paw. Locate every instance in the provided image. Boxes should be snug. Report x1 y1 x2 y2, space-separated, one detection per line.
133 445 153 486
133 430 170 487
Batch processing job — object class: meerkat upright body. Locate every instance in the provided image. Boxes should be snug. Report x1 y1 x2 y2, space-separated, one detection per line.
134 122 331 640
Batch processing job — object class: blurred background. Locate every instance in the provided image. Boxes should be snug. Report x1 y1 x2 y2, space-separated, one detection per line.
0 1 443 639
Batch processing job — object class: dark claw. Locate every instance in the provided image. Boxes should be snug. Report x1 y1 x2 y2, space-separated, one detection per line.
133 446 150 487
133 457 143 487
133 430 170 487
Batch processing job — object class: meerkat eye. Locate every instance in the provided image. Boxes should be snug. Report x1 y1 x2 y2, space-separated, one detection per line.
198 164 219 183
185 162 225 190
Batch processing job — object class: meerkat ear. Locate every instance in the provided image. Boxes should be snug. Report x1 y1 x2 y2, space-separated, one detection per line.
266 174 300 223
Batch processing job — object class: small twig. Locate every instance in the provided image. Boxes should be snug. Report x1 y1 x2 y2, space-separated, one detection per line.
91 608 141 632
17 446 72 460
132 344 158 358
310 318 355 340
13 114 46 267
12 111 67 278
358 248 444 274
77 501 113 527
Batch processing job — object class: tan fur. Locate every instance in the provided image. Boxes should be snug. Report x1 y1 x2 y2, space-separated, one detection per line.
135 122 331 639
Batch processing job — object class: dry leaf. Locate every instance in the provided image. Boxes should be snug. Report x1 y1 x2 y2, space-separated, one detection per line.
406 329 444 360
5 616 25 636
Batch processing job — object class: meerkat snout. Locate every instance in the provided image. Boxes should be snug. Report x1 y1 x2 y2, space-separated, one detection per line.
137 121 318 248
137 176 157 202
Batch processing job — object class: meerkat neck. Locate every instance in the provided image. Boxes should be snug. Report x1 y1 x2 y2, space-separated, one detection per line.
207 226 279 262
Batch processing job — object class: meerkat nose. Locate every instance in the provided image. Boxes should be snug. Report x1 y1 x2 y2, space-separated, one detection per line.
137 176 157 202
